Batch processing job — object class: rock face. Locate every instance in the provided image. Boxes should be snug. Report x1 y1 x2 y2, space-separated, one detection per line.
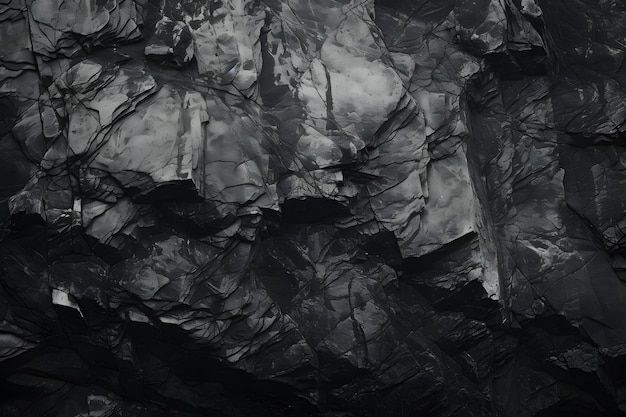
2 0 626 416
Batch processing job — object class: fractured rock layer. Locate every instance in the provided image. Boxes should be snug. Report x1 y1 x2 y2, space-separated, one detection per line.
2 0 626 416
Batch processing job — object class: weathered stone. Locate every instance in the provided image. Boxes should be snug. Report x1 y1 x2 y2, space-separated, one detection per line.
3 0 626 416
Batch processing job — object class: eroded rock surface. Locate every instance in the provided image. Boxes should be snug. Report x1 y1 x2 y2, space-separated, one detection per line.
2 0 626 416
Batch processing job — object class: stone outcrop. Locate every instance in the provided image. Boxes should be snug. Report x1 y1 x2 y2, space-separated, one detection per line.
2 0 626 416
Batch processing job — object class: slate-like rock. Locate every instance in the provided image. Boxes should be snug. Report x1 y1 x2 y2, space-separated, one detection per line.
3 0 626 416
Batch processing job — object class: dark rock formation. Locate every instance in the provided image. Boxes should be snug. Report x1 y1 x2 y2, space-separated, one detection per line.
2 0 626 416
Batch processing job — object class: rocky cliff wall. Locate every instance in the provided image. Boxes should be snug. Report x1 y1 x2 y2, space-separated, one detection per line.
2 0 626 416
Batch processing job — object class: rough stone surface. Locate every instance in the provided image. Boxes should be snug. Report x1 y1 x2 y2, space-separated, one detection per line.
2 0 626 416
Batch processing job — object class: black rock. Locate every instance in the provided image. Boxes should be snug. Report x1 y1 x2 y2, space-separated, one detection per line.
2 0 626 416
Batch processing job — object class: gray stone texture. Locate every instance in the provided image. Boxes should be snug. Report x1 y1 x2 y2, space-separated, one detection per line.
2 0 626 416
